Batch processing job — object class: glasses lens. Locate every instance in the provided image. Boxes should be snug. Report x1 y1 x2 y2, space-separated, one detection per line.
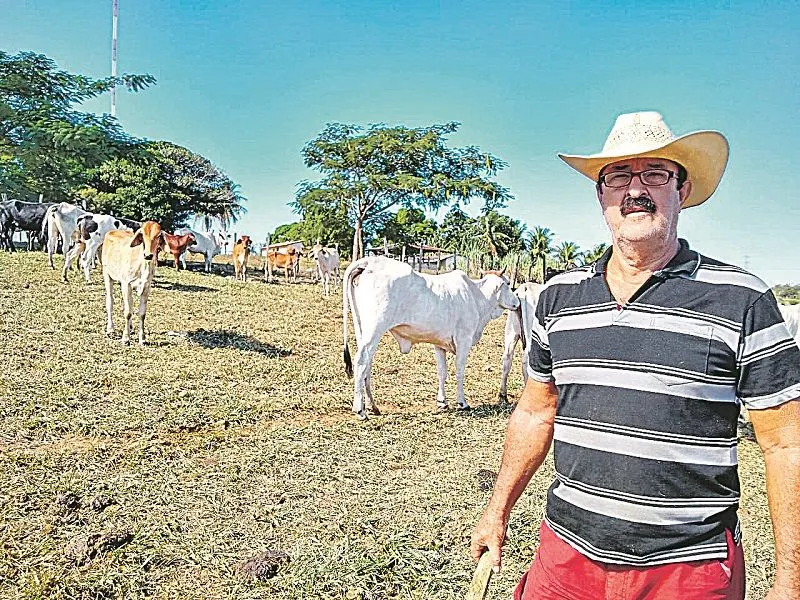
603 172 631 188
641 170 670 186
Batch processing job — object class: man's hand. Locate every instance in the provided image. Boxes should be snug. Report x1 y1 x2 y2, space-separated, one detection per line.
765 585 800 600
470 509 508 573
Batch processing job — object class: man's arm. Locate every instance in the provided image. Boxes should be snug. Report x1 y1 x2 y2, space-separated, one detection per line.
470 377 558 572
750 398 800 600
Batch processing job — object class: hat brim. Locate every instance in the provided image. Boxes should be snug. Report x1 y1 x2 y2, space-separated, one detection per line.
558 130 729 208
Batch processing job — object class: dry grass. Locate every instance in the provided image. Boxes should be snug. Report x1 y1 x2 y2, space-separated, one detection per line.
0 251 776 599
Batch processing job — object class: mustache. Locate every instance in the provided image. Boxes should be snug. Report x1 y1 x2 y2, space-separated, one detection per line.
620 195 656 216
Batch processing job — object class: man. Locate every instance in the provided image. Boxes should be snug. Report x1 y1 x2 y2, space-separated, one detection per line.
471 112 800 599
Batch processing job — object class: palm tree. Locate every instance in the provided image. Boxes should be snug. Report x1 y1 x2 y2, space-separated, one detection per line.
582 242 608 266
553 241 582 270
526 226 554 283
476 212 512 269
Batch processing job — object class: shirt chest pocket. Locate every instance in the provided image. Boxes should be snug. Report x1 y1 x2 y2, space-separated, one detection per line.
646 315 714 384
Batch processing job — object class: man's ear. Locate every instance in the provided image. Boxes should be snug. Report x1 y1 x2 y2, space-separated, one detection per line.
678 180 693 208
130 232 144 247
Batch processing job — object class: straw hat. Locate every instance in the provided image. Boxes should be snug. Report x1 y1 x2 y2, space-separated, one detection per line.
558 111 729 208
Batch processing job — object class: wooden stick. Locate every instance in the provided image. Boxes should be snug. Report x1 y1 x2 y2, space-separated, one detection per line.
465 551 494 600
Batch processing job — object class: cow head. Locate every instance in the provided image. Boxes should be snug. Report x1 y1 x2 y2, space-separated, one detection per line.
130 221 166 261
239 235 252 249
477 273 520 319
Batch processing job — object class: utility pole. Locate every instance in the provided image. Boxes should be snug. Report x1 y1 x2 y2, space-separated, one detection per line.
111 0 119 117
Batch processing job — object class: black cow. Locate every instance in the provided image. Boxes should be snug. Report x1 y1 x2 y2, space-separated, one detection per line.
0 199 55 252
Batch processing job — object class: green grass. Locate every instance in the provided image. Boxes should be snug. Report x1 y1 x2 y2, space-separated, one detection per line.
0 251 776 599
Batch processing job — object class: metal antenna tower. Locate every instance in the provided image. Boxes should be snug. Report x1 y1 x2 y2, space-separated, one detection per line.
111 0 119 116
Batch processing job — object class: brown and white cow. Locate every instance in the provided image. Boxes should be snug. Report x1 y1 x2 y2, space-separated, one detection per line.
232 235 252 281
163 231 196 269
102 221 166 346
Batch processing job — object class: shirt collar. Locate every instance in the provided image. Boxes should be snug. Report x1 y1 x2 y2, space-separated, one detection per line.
593 239 699 278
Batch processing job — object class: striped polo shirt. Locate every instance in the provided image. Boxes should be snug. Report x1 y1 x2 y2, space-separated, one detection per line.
527 239 800 565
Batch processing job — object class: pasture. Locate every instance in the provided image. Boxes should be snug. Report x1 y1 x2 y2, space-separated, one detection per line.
0 251 777 599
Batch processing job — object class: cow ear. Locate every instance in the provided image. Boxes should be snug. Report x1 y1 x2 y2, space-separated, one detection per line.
160 232 168 247
130 232 144 247
478 270 485 278
499 266 507 276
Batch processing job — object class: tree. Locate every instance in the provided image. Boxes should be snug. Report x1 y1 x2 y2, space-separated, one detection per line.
526 226 554 283
474 210 525 266
374 207 438 249
0 50 155 199
553 241 583 270
436 205 478 252
81 141 246 230
291 182 356 255
299 122 511 260
271 222 304 244
582 243 609 265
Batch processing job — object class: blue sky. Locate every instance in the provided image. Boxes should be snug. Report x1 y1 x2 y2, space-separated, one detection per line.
3 1 799 284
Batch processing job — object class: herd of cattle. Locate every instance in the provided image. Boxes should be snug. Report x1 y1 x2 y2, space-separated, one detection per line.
3 196 800 418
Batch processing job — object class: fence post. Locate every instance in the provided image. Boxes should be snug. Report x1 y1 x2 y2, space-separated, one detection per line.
401 244 406 264
418 242 424 272
436 250 442 274
453 250 458 271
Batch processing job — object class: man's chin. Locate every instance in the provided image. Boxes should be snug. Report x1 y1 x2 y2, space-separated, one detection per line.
615 222 665 243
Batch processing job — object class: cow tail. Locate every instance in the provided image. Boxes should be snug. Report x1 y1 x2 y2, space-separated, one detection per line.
342 260 365 378
342 263 354 377
518 288 529 352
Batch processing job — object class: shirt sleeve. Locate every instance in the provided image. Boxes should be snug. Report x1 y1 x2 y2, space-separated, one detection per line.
527 290 554 383
736 291 800 410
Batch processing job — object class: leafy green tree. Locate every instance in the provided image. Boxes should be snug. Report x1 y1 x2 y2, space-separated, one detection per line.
435 205 478 252
270 222 305 244
582 243 609 265
291 182 355 254
374 207 438 248
526 226 554 283
553 241 583 270
299 122 511 260
82 141 246 230
474 210 525 265
0 50 155 199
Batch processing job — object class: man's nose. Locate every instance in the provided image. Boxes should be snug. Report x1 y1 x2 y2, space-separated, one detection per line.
626 174 647 197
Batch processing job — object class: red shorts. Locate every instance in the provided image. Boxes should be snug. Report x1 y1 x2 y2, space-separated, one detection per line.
514 521 745 600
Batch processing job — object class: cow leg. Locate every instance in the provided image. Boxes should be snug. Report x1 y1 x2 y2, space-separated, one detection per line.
364 371 379 415
454 345 471 410
121 282 134 345
352 339 379 419
47 227 57 268
499 333 518 403
82 241 98 282
434 346 449 410
104 273 115 337
137 285 151 346
62 242 81 282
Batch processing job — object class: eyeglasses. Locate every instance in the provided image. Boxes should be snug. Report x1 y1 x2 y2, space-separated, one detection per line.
599 169 678 188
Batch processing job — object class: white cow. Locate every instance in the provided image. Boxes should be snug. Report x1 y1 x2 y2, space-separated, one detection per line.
779 303 800 346
342 256 520 419
498 282 543 402
62 214 130 282
176 228 225 272
310 242 341 295
44 202 88 268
